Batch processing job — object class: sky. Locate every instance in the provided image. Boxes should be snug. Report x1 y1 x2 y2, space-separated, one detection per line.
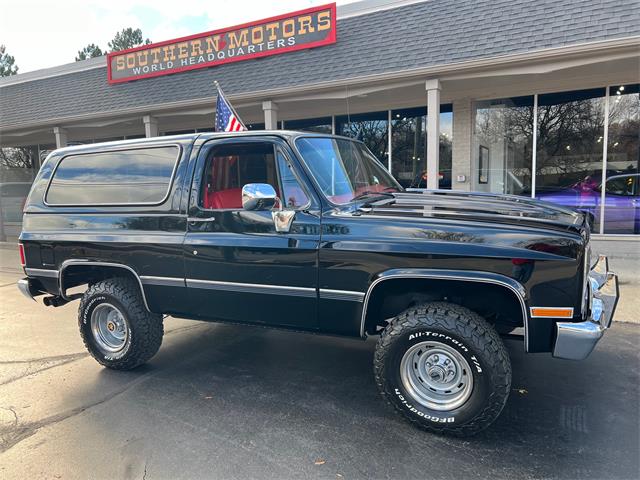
1 0 358 74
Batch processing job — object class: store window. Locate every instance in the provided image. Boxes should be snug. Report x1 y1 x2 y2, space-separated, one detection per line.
439 109 453 190
473 96 534 196
535 88 606 232
603 84 639 234
285 117 332 134
336 111 388 164
0 146 39 240
391 107 425 187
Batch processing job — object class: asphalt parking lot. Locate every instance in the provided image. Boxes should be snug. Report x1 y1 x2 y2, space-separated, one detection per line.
1 248 639 480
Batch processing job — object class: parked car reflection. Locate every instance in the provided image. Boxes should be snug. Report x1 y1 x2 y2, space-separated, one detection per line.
536 173 639 233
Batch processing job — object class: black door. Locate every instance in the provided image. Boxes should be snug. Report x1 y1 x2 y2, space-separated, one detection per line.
183 136 321 329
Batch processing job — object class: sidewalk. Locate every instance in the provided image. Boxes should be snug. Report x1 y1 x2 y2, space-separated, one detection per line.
2 239 637 323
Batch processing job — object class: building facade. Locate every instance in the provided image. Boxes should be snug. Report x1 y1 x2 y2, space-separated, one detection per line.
1 0 639 240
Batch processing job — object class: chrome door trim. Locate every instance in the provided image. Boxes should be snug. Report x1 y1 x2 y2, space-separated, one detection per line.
186 278 317 298
140 275 186 288
59 259 152 311
25 267 60 278
360 269 530 351
319 288 365 302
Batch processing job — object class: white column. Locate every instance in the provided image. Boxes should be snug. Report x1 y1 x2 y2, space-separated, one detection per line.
53 127 68 148
262 101 279 130
425 79 441 190
143 115 159 138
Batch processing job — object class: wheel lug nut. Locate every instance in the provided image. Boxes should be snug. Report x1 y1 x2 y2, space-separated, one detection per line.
433 355 439 362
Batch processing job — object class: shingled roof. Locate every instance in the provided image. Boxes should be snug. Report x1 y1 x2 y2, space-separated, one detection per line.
1 0 639 130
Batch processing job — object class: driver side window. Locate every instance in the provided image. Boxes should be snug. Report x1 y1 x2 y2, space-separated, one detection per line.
200 142 309 210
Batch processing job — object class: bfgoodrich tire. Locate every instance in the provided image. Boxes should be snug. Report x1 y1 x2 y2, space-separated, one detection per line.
374 302 511 436
79 277 163 370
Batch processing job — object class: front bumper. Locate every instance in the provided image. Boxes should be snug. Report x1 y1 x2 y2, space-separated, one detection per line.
553 255 619 360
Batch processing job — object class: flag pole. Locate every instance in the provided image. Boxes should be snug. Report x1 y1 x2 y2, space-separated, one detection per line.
214 81 247 130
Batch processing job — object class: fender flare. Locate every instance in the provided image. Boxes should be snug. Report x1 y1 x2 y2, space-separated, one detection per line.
58 259 151 312
360 268 530 351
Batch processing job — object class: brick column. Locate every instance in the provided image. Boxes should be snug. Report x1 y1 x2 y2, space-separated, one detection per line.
451 98 473 192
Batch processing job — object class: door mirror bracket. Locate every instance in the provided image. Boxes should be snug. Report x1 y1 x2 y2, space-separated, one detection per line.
242 183 295 233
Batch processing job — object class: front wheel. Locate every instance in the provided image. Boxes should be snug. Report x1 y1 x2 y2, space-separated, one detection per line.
373 302 511 436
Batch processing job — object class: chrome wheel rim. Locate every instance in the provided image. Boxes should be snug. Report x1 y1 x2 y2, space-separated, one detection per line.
90 303 129 353
400 341 474 411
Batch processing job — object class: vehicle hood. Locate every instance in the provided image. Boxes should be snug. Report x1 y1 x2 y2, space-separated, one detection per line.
356 190 588 234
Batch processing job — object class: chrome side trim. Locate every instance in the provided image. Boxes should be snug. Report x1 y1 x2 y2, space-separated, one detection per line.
319 288 365 302
59 260 151 312
186 279 317 298
140 275 186 288
359 270 529 351
25 267 59 278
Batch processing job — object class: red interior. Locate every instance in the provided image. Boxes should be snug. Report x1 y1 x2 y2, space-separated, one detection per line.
202 154 281 209
203 188 243 209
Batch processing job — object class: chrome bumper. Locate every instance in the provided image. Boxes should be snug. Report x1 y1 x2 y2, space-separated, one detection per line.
553 255 619 360
17 277 39 301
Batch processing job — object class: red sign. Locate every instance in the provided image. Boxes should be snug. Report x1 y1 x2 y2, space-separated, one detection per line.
107 4 337 84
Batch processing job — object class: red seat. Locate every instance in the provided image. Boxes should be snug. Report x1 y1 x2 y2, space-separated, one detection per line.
204 188 243 209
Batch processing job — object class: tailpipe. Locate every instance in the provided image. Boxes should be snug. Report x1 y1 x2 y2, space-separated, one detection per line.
43 296 69 307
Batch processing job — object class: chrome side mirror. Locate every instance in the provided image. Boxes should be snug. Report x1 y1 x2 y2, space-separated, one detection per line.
242 183 295 233
242 183 278 211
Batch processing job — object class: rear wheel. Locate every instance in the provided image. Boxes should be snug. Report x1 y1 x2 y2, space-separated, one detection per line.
79 277 163 370
374 302 511 436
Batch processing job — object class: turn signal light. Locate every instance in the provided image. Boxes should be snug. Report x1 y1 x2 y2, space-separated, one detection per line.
18 243 26 266
530 307 574 318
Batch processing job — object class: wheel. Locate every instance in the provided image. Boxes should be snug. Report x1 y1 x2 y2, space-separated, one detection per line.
78 277 163 370
373 302 511 436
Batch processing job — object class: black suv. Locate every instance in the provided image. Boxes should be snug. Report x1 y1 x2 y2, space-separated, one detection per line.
18 131 618 435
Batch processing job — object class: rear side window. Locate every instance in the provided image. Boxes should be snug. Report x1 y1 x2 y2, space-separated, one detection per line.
46 146 179 205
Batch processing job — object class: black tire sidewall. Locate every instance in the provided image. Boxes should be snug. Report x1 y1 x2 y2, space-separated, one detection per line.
383 326 493 427
80 293 134 363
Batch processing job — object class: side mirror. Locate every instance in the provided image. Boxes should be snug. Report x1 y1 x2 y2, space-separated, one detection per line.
241 183 296 233
242 183 278 211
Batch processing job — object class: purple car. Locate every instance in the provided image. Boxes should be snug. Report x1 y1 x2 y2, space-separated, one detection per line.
536 173 640 233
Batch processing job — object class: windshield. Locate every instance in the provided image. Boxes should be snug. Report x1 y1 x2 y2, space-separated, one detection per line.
295 137 402 204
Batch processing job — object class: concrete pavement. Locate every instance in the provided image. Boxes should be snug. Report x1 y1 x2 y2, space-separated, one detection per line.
0 249 639 479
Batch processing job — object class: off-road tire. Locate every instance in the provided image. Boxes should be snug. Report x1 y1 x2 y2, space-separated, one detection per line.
79 277 163 370
374 302 511 436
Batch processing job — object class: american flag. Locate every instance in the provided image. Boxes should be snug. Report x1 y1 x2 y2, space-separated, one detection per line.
215 83 246 132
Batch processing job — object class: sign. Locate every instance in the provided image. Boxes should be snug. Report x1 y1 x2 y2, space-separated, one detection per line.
107 3 337 84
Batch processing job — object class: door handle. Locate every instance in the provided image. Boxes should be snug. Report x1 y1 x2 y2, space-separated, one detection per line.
187 217 215 223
